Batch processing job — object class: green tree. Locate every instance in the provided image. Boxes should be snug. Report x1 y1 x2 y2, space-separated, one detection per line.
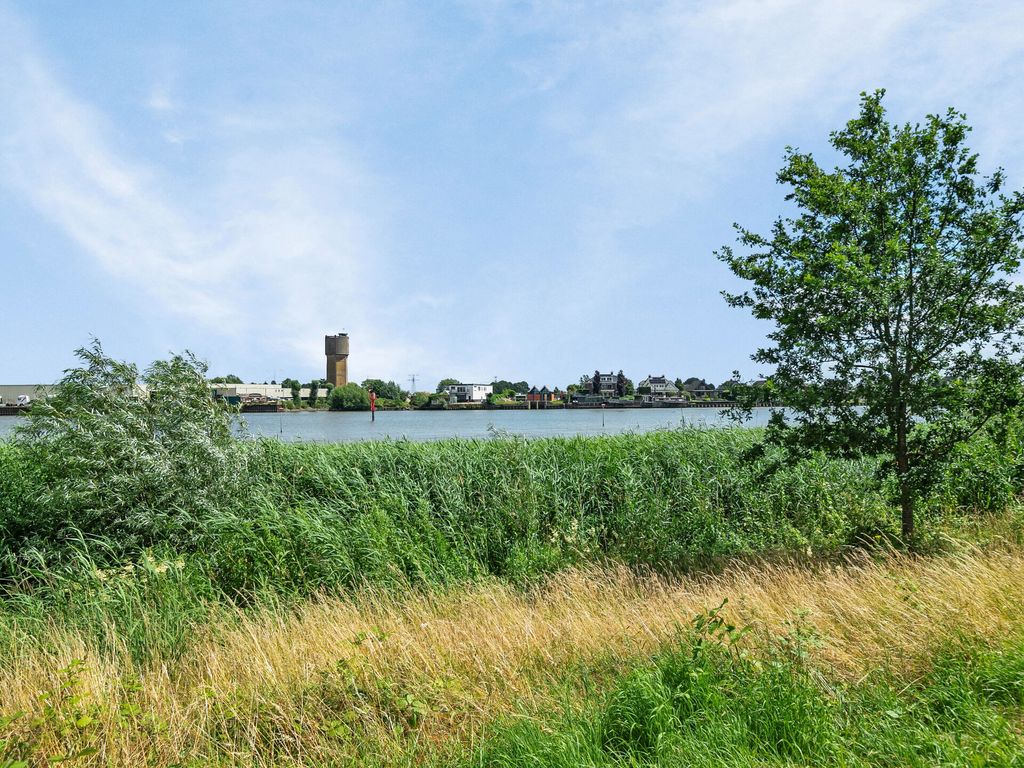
436 378 461 393
329 383 371 411
409 391 431 408
210 374 244 384
615 370 634 397
305 379 332 407
492 379 530 394
361 379 406 401
718 90 1024 540
281 378 302 406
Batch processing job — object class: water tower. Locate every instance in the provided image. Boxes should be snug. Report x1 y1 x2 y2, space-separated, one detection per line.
325 333 350 387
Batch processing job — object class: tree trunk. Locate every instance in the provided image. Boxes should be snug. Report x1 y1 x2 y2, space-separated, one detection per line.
895 404 914 542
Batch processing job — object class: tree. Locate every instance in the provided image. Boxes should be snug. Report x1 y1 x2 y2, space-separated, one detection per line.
210 374 243 384
718 90 1024 541
281 378 301 406
361 379 406 401
492 379 530 394
307 381 320 406
409 391 431 409
329 383 371 411
592 370 601 396
436 378 461 393
615 370 634 397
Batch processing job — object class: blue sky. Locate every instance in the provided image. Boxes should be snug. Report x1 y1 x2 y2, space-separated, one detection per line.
2 1 1023 390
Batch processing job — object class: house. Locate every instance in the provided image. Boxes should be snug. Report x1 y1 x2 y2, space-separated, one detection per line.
590 372 618 397
445 383 493 403
526 386 555 403
681 377 717 400
637 375 680 400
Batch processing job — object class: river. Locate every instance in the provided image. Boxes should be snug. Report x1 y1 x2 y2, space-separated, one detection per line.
0 407 776 442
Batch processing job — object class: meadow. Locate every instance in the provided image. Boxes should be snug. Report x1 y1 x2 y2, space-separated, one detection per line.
1 349 1023 765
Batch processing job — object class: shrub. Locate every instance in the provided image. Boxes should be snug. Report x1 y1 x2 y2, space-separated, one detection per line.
8 341 246 558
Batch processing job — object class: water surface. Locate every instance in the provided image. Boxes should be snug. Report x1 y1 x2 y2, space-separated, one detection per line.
0 407 773 442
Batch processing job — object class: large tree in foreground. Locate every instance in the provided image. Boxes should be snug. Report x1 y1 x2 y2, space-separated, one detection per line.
718 90 1024 540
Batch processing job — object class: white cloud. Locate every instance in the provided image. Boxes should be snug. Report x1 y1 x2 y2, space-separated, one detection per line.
3 1 1023 386
485 0 1024 320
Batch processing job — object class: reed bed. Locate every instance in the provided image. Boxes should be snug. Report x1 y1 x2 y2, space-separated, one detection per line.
3 542 1022 766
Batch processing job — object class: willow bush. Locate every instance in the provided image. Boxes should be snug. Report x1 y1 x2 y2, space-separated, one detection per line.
7 341 246 559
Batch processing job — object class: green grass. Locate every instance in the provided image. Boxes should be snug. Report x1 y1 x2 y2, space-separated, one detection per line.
467 620 1024 767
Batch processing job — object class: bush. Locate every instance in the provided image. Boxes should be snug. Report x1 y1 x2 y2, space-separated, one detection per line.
8 341 246 559
328 383 370 411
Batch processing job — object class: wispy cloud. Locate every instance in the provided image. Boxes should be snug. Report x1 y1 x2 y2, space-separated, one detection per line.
0 5 423 377
472 0 1024 357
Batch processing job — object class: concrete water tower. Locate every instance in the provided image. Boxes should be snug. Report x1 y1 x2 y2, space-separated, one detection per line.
325 333 350 387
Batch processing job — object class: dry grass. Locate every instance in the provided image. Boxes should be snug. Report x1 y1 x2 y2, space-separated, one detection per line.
4 543 1024 766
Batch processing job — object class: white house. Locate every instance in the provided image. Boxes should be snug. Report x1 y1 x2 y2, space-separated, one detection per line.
445 383 493 403
637 375 681 399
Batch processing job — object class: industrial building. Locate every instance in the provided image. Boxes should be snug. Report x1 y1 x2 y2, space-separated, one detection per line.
209 384 322 402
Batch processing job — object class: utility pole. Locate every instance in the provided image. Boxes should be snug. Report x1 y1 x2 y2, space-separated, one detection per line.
408 374 418 393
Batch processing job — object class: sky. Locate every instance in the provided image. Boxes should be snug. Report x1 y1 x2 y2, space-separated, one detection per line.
1 1 1023 390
